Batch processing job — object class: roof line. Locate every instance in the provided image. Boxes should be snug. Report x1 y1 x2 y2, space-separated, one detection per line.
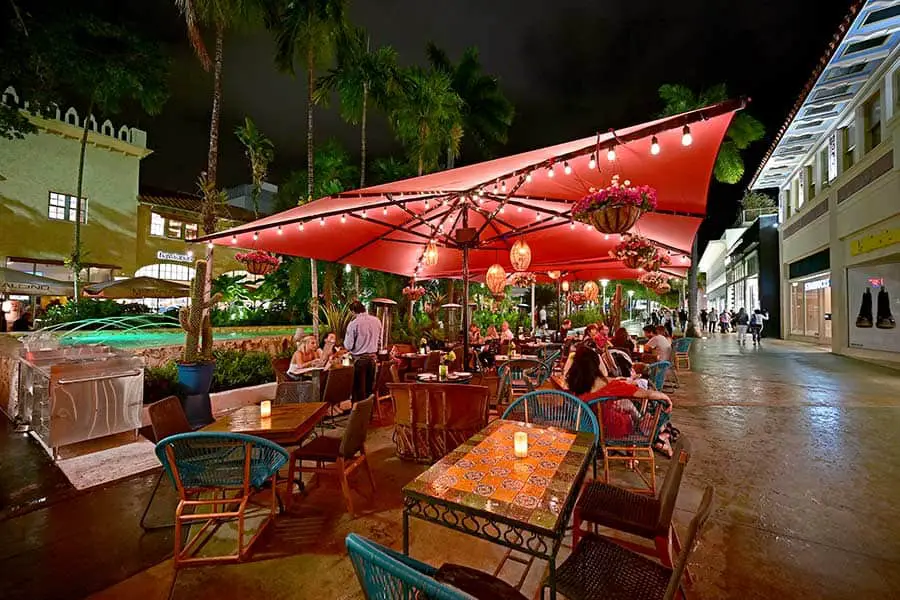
748 0 865 189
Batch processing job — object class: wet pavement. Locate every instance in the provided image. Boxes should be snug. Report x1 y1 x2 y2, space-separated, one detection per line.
1 334 899 599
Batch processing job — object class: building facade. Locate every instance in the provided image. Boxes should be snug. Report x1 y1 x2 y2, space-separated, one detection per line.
0 87 249 295
751 1 900 362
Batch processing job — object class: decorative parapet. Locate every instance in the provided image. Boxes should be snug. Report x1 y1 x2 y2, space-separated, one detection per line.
2 86 150 156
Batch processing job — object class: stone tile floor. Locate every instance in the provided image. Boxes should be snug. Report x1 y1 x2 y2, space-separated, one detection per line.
2 333 900 599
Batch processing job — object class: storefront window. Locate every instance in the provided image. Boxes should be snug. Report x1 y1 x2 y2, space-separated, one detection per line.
791 284 805 335
804 288 820 337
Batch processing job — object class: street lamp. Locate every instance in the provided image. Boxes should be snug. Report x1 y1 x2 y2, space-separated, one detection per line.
627 289 635 321
600 279 609 311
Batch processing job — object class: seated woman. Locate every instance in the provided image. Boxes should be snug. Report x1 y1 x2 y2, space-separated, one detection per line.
484 325 500 342
611 327 635 354
583 324 599 343
499 320 515 341
318 331 346 367
468 324 483 345
287 334 320 379
565 345 676 456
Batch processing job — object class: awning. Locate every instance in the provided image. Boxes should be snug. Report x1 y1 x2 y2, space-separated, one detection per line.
198 99 743 280
0 267 74 296
84 277 190 299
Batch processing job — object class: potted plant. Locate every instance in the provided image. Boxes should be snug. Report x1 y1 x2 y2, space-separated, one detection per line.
610 234 659 270
572 175 658 234
638 271 671 294
235 249 281 276
177 259 222 427
570 291 587 306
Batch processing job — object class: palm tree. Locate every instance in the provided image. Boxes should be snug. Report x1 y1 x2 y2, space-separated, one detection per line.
426 43 514 168
389 67 463 175
658 83 765 337
175 0 256 299
369 156 416 184
264 0 346 335
234 117 275 216
315 26 398 187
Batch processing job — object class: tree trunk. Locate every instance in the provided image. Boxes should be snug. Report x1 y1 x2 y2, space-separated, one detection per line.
686 236 700 338
446 143 454 170
360 82 368 187
307 43 319 334
417 154 423 177
72 97 94 300
203 23 224 312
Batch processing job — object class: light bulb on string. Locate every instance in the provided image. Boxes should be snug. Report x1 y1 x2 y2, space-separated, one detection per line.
547 164 555 178
563 162 572 175
362 209 368 219
499 205 505 214
681 255 688 263
517 205 523 212
588 154 597 169
535 211 540 220
493 182 498 194
341 214 346 224
253 231 259 241
424 199 430 209
682 125 692 146
231 235 237 244
650 136 660 155
607 146 617 161
383 206 388 216
569 221 575 230
320 217 325 226
299 221 305 231
344 263 351 273
501 180 507 192
277 226 283 235
525 172 532 183
207 242 214 249
604 234 609 240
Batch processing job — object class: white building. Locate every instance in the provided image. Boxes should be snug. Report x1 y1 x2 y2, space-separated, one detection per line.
750 1 900 364
699 227 748 314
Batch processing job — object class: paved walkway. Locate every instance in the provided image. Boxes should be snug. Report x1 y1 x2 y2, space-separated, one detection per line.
1 335 899 599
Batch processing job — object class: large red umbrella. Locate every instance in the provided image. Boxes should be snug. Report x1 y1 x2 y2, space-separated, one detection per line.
198 99 744 358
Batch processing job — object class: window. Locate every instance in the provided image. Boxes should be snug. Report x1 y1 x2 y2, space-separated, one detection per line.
864 91 882 152
894 69 900 111
166 219 183 239
135 263 195 281
864 5 900 26
842 123 856 170
806 165 815 200
796 173 805 209
48 192 87 223
844 35 888 56
819 147 829 189
184 223 199 240
812 85 849 101
824 63 866 81
150 212 165 236
783 189 792 219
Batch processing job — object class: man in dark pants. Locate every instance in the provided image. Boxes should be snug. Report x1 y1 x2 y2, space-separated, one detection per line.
343 301 382 403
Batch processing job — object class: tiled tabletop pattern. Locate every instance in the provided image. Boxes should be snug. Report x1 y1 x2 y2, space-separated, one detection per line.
404 420 593 534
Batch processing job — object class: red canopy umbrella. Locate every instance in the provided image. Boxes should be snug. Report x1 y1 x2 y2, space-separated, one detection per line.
198 99 744 358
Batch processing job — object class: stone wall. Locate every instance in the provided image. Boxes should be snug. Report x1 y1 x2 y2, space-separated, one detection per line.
136 334 293 368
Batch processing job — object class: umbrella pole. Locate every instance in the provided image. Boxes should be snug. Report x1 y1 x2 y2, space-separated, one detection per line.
463 246 470 369
557 279 562 337
531 282 535 336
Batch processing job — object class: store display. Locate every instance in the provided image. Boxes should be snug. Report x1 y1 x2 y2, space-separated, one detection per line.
847 263 899 353
855 288 873 328
876 287 895 329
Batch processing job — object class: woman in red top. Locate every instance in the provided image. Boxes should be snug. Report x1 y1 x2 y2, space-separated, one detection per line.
565 345 673 451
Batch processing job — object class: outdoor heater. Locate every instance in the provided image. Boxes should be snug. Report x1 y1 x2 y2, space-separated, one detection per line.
372 297 398 350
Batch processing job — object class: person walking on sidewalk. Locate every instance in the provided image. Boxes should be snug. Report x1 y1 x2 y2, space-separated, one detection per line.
719 309 731 333
700 309 709 332
750 308 768 344
734 307 750 344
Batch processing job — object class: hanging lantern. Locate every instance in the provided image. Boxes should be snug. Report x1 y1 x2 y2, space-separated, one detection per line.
547 270 561 280
561 280 570 292
485 263 507 298
583 281 599 302
509 239 532 272
423 241 439 267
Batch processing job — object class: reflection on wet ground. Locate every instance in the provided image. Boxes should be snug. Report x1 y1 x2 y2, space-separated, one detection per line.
1 334 899 599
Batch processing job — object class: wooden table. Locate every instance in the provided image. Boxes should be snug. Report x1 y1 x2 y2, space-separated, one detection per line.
203 402 329 446
403 419 595 599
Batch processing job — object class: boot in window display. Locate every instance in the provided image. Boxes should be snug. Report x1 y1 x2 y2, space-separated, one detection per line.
855 287 873 328
876 286 895 329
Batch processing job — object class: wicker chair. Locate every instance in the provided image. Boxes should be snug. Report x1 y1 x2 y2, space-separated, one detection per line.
542 485 715 600
672 337 693 371
155 431 289 568
573 437 693 582
287 397 376 514
644 360 672 392
140 396 192 530
585 394 665 495
388 383 489 462
501 390 599 438
496 358 542 411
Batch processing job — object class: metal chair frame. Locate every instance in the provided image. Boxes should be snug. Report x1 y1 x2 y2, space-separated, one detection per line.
140 396 192 530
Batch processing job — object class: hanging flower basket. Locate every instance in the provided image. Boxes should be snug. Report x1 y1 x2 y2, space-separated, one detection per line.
572 175 658 234
655 282 672 294
639 271 670 294
610 234 658 270
509 272 536 287
235 250 281 275
570 291 587 306
402 285 427 301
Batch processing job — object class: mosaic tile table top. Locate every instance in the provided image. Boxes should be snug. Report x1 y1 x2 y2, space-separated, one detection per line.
403 419 594 534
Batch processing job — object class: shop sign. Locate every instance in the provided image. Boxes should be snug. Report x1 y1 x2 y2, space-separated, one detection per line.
156 251 193 263
804 278 830 291
850 228 900 257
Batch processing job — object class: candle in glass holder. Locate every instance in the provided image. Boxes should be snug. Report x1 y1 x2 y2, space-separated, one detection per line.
260 400 272 418
638 343 645 353
514 432 528 458
342 355 351 366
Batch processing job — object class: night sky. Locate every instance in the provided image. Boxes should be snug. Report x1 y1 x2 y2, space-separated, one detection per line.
132 0 853 247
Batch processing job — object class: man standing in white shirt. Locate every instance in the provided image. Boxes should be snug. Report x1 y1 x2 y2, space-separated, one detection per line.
343 301 382 402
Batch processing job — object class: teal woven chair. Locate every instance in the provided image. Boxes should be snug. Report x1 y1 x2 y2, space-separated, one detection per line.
346 533 477 599
502 390 599 439
644 360 672 392
155 431 289 568
496 358 542 411
671 337 693 384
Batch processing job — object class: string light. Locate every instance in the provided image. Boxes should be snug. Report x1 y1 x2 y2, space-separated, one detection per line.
499 205 505 214
501 180 507 192
344 263 351 273
569 221 575 230
681 255 688 263
320 217 325 226
424 199 430 209
362 209 368 218
253 232 259 241
299 221 305 231
442 198 448 206
517 205 523 212
525 172 532 183
547 164 555 178
383 206 388 216
604 234 609 240
563 162 572 175
650 136 660 155
231 235 237 244
535 211 540 220
207 242 214 249
493 182 499 194
341 214 346 224
588 154 597 169
607 146 617 161
277 226 283 235
682 125 693 146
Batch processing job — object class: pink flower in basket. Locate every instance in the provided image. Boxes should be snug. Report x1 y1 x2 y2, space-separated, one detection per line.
572 175 658 218
235 250 281 267
402 285 427 301
638 271 668 290
609 234 658 265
